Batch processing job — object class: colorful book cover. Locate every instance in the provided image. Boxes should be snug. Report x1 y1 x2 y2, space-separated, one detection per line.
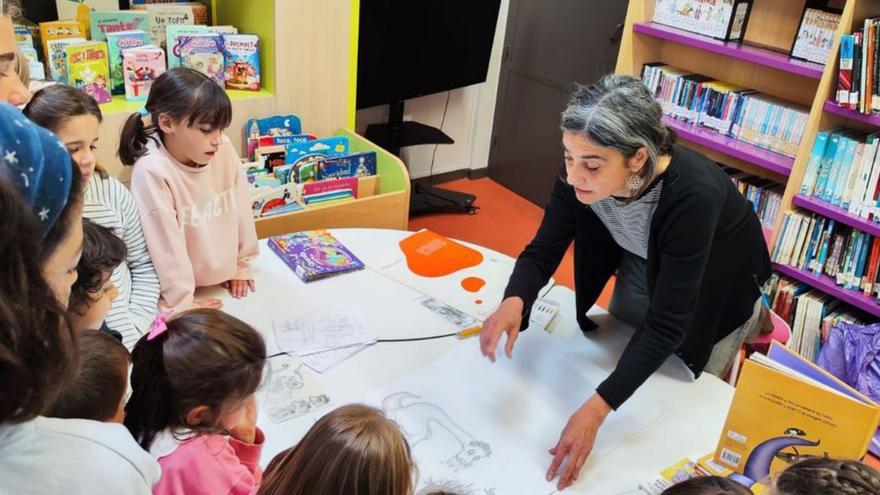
14 25 34 48
122 45 166 101
46 37 86 83
318 152 378 180
839 34 855 106
106 30 150 95
177 33 225 86
715 344 880 487
132 2 208 48
89 11 149 42
223 34 260 91
284 137 350 165
251 182 302 218
39 20 87 61
246 115 304 158
268 230 365 283
165 24 208 69
209 25 238 35
258 134 315 149
65 41 112 103
303 178 359 199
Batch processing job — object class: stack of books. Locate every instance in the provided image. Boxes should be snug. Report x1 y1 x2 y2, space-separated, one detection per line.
801 130 880 217
721 166 783 229
835 17 880 113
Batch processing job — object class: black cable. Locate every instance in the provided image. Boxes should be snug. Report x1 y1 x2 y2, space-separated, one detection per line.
427 90 453 189
377 332 458 343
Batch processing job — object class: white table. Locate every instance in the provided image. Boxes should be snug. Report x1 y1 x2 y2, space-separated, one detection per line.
200 228 735 493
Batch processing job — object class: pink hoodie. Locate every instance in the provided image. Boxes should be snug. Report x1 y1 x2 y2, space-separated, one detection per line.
130 135 258 312
149 429 264 495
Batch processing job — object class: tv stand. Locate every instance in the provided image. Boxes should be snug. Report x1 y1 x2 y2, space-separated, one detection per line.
364 100 478 216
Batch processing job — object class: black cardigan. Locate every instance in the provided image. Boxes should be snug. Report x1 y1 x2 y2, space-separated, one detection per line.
504 145 771 410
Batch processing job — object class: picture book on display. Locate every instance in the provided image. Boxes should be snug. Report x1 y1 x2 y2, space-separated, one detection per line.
318 151 378 180
223 34 260 91
46 37 87 83
177 33 225 86
122 45 166 101
714 342 880 486
66 41 112 103
39 20 87 61
246 114 304 159
106 30 151 95
268 230 365 283
131 2 208 48
165 24 208 69
55 0 119 26
89 11 149 42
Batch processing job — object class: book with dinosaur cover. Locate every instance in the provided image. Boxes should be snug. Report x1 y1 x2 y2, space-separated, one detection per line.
714 342 880 488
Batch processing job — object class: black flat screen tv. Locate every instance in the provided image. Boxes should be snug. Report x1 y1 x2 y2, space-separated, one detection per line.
356 0 502 110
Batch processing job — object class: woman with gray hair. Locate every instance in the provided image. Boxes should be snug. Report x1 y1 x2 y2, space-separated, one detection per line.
479 74 771 490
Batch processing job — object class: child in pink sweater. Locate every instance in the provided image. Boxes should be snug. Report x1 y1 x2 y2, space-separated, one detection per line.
122 67 258 312
125 309 268 495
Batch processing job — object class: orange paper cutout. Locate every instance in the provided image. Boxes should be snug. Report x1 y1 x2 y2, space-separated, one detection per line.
461 277 486 293
399 230 484 278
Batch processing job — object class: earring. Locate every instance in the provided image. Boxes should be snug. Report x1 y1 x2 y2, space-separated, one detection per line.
625 173 645 193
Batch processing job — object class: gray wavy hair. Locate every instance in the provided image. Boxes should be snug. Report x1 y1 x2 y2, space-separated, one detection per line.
2 0 22 18
561 74 675 197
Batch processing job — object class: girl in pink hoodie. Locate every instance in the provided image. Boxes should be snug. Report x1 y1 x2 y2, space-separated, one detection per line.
121 67 258 312
125 308 267 495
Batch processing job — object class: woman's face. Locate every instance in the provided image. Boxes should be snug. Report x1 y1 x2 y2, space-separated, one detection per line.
54 114 101 186
562 132 647 205
0 15 30 106
41 202 84 308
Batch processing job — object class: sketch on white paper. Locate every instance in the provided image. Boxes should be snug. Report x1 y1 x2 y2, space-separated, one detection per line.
273 311 377 356
416 478 497 495
417 296 476 329
300 343 368 373
382 392 491 472
259 353 330 423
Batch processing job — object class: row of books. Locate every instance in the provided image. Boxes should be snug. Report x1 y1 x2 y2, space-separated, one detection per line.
641 63 809 158
721 166 782 229
835 17 880 113
773 210 880 298
801 129 880 218
764 273 865 363
244 115 378 218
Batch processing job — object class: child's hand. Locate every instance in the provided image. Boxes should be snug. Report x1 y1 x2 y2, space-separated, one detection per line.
229 395 258 444
223 279 255 299
194 297 224 310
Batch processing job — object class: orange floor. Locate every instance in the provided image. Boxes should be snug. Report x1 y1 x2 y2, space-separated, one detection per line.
409 177 615 309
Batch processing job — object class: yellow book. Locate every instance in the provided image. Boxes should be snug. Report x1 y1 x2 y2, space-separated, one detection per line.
38 20 86 62
714 342 880 488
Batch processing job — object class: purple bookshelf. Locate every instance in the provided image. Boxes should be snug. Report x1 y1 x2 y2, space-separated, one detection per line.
663 116 794 176
823 100 880 127
793 195 880 238
772 263 880 318
632 22 826 80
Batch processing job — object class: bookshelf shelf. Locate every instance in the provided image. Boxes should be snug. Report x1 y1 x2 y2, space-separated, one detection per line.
663 116 794 176
632 22 826 80
98 89 275 116
792 195 880 238
772 263 880 318
823 100 880 127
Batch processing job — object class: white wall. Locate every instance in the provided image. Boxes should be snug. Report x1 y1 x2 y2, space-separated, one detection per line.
355 0 510 180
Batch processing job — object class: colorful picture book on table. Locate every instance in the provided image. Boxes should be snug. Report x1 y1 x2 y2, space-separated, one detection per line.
800 130 880 218
66 41 112 103
131 2 208 48
88 11 149 42
639 453 769 494
177 33 225 86
641 63 809 159
268 230 365 283
714 342 880 487
122 45 166 101
46 37 87 84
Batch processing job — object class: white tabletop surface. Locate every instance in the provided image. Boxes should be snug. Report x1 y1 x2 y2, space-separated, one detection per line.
198 228 735 494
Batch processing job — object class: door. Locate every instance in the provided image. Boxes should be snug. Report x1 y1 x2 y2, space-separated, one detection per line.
488 0 628 205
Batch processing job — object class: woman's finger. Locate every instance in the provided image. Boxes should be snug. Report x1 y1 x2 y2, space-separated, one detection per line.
503 325 519 358
545 440 570 482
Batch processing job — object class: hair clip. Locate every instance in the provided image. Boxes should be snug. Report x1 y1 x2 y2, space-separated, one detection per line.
138 107 150 118
147 310 172 341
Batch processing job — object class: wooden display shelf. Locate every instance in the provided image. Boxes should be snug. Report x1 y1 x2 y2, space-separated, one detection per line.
255 128 411 238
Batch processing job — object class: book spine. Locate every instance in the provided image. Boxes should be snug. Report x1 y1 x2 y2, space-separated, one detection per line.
874 19 880 112
833 138 859 206
802 217 824 270
863 236 880 294
842 142 865 209
839 34 855 106
853 33 863 110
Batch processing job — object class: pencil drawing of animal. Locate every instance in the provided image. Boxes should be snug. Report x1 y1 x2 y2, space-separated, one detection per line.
382 392 492 471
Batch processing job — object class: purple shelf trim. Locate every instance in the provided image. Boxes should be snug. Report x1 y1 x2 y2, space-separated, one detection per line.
663 116 793 176
823 100 880 127
792 195 880 238
633 22 825 80
772 263 880 318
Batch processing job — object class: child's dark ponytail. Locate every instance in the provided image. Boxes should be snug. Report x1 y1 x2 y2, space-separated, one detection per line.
118 110 151 166
117 67 232 167
125 309 266 450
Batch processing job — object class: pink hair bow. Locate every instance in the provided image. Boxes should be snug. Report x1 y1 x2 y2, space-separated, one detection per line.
147 310 172 341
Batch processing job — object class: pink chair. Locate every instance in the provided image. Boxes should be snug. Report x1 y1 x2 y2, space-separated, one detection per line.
751 308 792 346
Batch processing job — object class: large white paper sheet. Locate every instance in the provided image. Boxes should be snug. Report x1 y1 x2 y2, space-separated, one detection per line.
355 330 664 494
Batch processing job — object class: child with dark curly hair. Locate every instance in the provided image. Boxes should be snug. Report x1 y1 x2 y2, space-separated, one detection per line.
68 218 127 336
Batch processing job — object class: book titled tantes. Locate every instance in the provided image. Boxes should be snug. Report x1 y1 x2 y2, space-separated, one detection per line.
268 229 364 283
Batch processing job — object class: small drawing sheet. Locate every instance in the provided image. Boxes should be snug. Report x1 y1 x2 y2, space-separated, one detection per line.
258 353 330 423
300 343 368 373
273 311 377 356
375 251 514 321
356 330 664 494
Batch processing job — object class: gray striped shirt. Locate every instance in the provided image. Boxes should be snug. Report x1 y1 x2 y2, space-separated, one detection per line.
589 180 663 259
83 173 160 348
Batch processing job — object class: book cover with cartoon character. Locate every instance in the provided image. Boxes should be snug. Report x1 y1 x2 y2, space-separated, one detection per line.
66 41 112 103
89 11 149 42
122 45 166 101
177 33 225 87
106 30 150 95
223 34 260 91
268 230 365 283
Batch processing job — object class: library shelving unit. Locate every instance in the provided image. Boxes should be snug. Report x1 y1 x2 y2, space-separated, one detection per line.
92 0 410 236
616 0 880 319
